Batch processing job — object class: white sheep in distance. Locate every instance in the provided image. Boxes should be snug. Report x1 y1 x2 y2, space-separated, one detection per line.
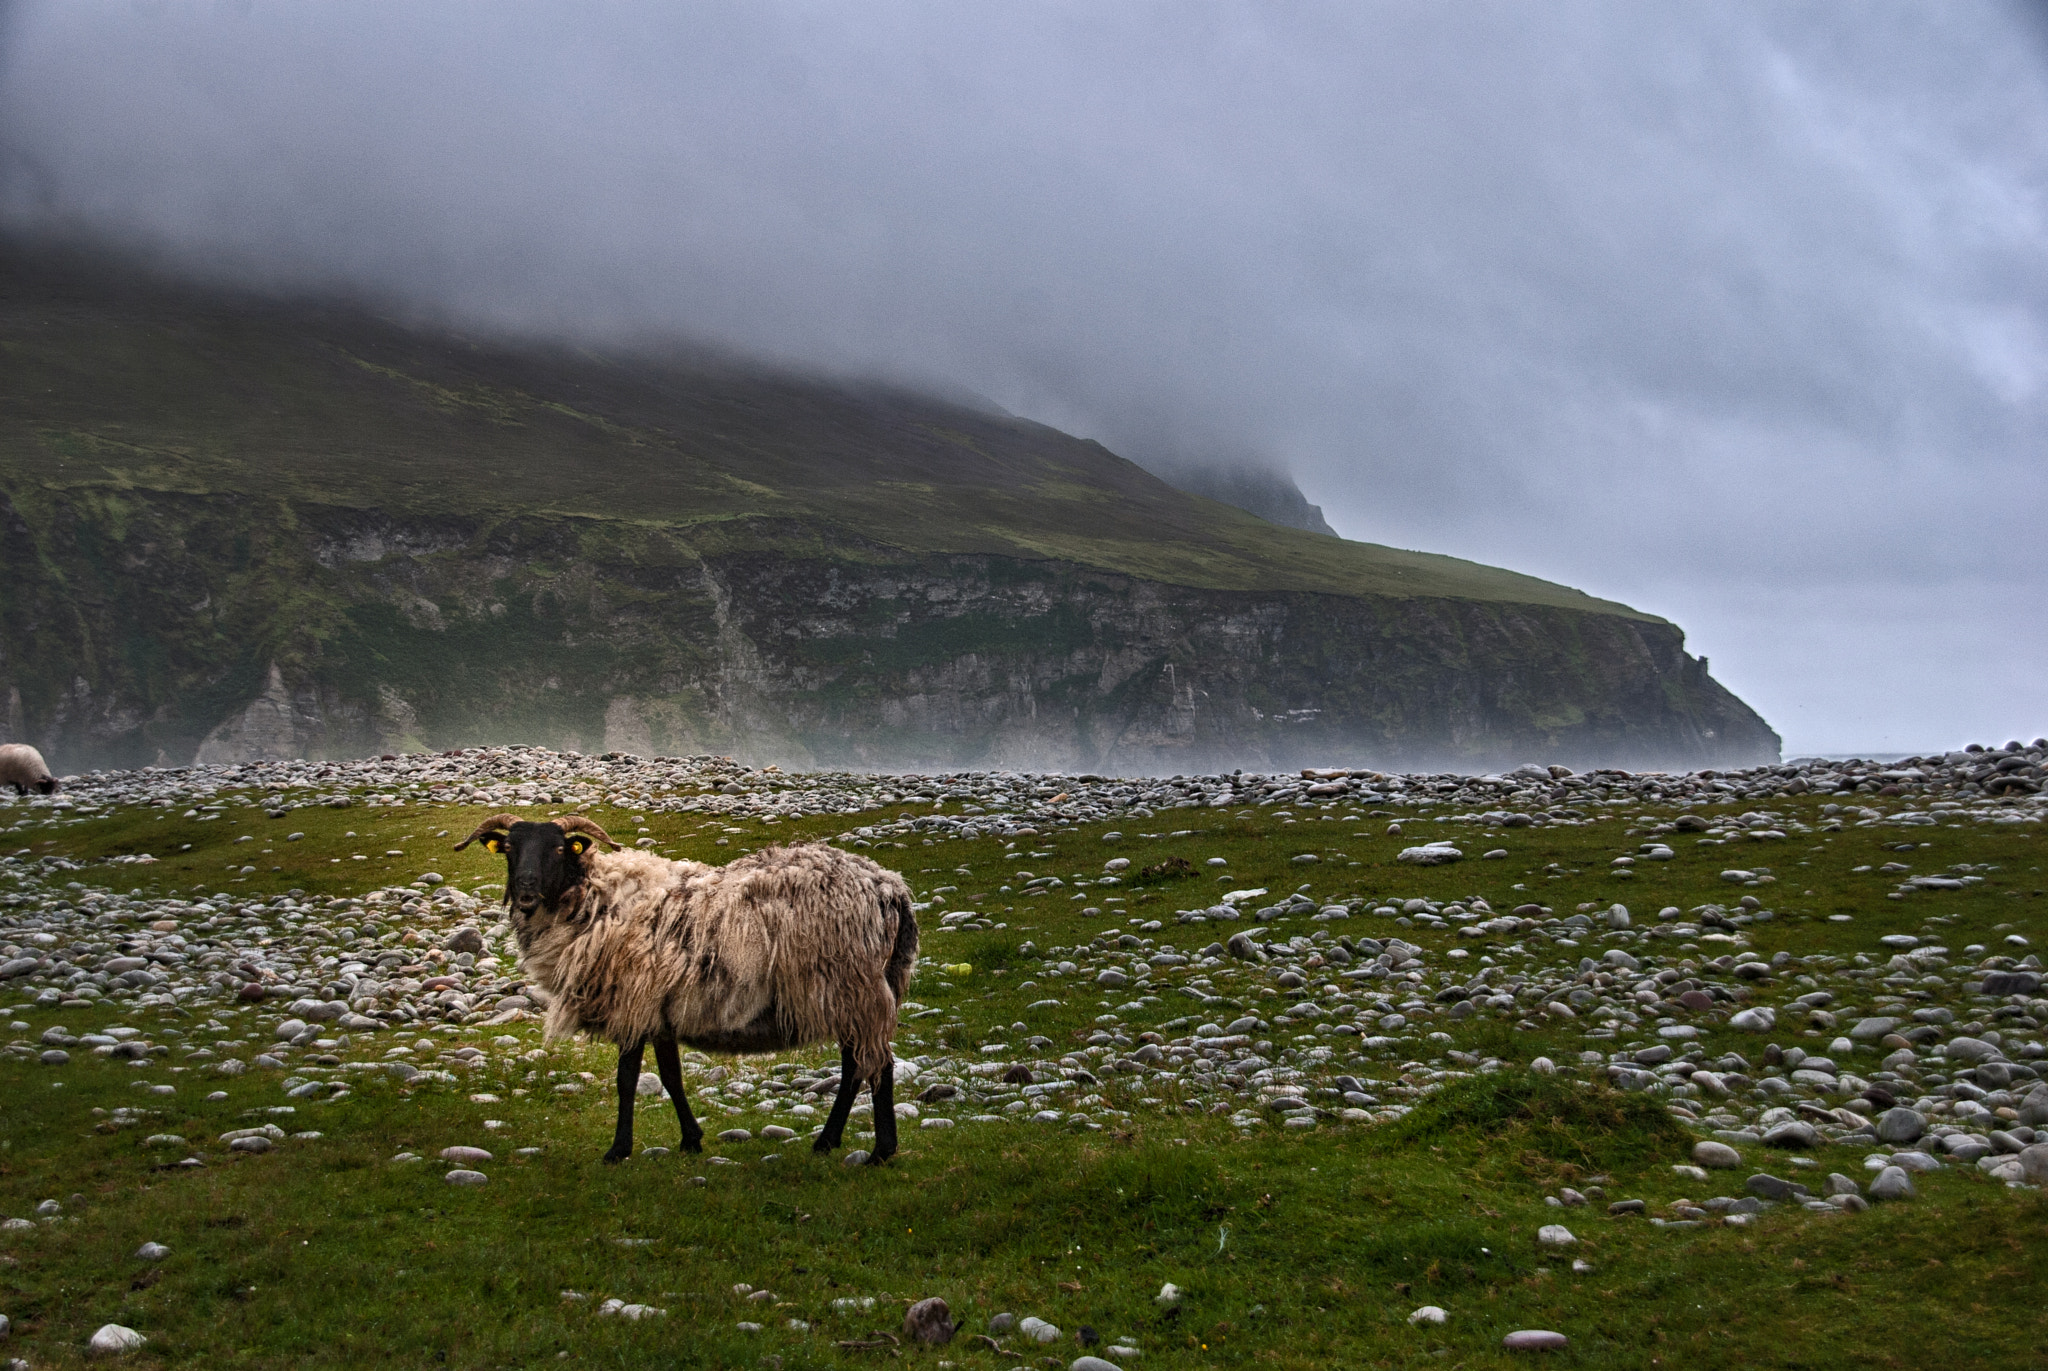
0 744 57 796
454 814 919 1164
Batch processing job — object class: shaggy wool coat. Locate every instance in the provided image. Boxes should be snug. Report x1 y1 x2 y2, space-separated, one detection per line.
510 843 916 1082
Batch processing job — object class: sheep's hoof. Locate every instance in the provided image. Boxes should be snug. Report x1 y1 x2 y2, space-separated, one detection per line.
681 1138 704 1154
812 1137 840 1154
602 1148 629 1165
865 1149 894 1166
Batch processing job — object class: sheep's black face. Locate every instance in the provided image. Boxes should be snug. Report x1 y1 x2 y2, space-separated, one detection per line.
486 821 596 917
35 777 56 796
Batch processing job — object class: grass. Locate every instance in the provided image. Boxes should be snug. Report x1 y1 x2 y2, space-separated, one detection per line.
3 786 2048 1367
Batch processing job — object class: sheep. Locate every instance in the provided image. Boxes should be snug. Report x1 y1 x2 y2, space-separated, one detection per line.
453 813 918 1164
0 744 57 796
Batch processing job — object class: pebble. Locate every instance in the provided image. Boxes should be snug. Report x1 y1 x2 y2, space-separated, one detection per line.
134 1242 170 1261
1502 1330 1568 1351
1071 1359 1122 1371
1019 1315 1061 1343
1693 1141 1741 1169
444 1169 488 1186
1875 1109 1926 1144
1535 1224 1575 1247
1408 1305 1447 1325
1761 1121 1818 1150
440 1146 492 1164
1745 1174 1806 1201
1868 1166 1915 1201
88 1324 147 1356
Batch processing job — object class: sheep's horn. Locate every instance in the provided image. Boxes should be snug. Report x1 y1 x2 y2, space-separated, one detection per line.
555 815 620 851
453 814 521 851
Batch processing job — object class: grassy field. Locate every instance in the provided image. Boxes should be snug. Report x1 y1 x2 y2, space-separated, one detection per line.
2 788 2045 1368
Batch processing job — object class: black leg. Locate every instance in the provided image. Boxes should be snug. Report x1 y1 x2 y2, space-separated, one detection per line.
605 1041 645 1164
813 1043 860 1152
869 1052 898 1164
651 1040 702 1153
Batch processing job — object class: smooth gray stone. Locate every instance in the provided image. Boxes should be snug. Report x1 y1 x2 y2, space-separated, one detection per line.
1980 970 2042 996
1848 1017 1900 1041
1746 1173 1808 1201
1071 1360 1121 1371
1944 1037 1999 1065
1889 1150 1942 1173
1822 1173 1861 1197
1761 1121 1818 1149
1502 1330 1569 1351
1693 1141 1742 1169
88 1324 146 1356
1831 1193 1870 1212
1875 1107 1926 1143
1868 1166 1915 1201
2019 1143 2048 1185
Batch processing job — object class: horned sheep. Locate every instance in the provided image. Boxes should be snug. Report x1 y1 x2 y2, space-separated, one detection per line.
454 814 918 1164
0 744 57 796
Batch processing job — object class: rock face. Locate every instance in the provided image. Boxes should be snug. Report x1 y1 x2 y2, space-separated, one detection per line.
0 501 1778 772
0 246 1779 773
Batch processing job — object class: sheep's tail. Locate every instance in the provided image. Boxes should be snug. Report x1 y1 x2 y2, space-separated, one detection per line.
883 885 918 1007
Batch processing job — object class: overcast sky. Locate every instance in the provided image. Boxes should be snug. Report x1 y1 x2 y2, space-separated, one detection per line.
2 1 2043 756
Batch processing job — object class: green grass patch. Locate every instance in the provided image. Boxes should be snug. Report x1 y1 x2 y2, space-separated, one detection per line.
4 785 2048 1365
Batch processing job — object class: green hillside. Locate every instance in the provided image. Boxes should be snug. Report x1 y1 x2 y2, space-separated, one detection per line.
2 243 1649 617
0 242 1772 773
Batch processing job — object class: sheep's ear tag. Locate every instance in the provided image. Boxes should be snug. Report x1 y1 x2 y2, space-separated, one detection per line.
567 836 590 855
482 835 507 854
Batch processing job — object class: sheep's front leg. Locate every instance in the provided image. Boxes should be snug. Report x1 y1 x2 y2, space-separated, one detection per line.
604 1041 646 1164
813 1043 860 1153
651 1039 703 1153
868 1053 898 1164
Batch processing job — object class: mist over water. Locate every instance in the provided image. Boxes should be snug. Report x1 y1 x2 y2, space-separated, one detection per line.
1 2 2043 758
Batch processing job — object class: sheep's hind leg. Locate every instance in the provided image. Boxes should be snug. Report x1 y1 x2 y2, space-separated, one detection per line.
867 1053 898 1164
651 1039 702 1153
813 1043 860 1153
604 1041 646 1164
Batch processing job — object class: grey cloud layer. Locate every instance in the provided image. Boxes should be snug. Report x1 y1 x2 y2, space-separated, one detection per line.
2 1 2043 752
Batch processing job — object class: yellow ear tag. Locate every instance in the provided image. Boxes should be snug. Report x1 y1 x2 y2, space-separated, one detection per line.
568 836 589 855
484 836 506 854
